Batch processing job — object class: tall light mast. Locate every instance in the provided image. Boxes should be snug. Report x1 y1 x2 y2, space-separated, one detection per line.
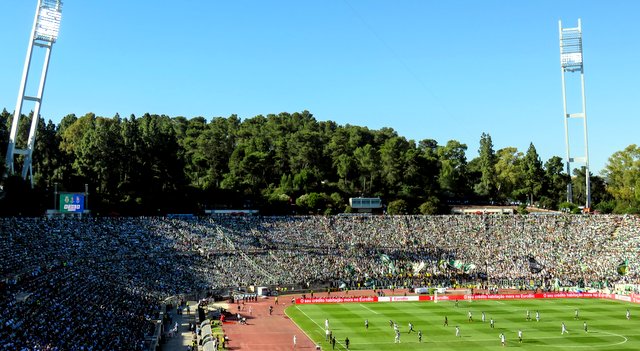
559 19 591 210
5 0 63 186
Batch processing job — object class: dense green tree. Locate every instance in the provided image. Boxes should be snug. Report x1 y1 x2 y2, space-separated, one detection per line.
466 157 482 200
520 143 545 205
353 144 378 196
292 168 317 194
335 154 357 191
570 167 608 210
399 145 428 200
4 107 639 216
181 116 208 187
118 115 143 207
295 192 330 214
346 125 374 151
379 136 410 194
417 139 441 197
387 199 408 215
602 144 640 208
494 147 524 202
196 116 238 189
288 129 324 177
474 133 497 200
437 140 468 199
136 114 186 210
52 114 79 190
326 127 350 165
32 119 61 189
0 109 11 177
543 156 569 208
56 112 97 194
418 196 441 215
277 174 294 196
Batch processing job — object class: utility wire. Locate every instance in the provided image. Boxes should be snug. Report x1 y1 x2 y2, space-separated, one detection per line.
341 0 454 121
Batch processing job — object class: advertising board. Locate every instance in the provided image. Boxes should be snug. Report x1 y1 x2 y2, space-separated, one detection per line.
59 193 84 213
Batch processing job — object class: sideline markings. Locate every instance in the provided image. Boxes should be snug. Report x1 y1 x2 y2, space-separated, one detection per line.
359 303 380 314
294 306 347 350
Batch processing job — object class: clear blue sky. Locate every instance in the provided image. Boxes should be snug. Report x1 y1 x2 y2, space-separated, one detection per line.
1 1 638 174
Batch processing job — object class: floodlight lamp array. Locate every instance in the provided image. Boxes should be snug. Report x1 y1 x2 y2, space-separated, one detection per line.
35 0 63 42
560 28 582 71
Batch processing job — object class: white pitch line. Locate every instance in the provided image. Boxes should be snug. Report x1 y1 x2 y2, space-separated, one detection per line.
295 306 347 350
545 331 628 348
342 331 631 346
285 308 321 350
359 303 380 314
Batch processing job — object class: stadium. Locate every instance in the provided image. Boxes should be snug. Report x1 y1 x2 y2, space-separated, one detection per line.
2 214 640 350
3 1 640 351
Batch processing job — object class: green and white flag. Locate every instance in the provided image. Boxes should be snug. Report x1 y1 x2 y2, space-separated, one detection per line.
618 260 629 276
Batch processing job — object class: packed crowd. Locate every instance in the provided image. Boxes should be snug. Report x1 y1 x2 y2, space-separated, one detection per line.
202 214 640 288
0 218 165 351
1 214 639 349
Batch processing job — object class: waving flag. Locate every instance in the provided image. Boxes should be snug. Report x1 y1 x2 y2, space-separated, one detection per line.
618 260 629 276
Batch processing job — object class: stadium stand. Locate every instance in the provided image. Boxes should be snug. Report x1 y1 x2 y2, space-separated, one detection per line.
1 214 639 349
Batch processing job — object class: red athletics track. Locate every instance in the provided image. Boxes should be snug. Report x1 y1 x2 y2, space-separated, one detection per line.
222 289 411 350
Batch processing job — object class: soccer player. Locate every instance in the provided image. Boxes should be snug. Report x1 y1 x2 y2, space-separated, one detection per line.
468 311 473 322
325 319 330 329
345 337 350 350
626 309 631 320
408 322 414 333
526 310 531 321
500 333 506 346
455 326 461 337
418 330 423 343
490 317 495 329
365 319 368 330
561 322 569 335
482 311 486 323
518 329 522 343
394 330 401 343
575 308 579 319
444 316 449 327
583 321 588 333
536 310 540 322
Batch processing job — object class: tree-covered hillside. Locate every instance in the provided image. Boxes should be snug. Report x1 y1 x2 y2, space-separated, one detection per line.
2 109 635 215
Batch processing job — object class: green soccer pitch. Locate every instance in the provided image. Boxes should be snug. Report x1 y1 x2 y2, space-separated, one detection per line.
286 298 640 350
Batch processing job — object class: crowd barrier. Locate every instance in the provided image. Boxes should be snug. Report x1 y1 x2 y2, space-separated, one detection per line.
295 292 640 305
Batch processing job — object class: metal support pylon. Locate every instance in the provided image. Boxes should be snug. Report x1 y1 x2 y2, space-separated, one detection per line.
559 19 591 210
4 0 63 187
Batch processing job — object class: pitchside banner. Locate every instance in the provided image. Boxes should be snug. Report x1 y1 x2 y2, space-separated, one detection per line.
295 292 616 304
59 193 84 213
296 296 377 304
433 292 603 301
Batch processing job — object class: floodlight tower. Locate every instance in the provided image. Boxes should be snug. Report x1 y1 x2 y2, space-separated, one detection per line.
559 19 591 210
4 0 63 186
